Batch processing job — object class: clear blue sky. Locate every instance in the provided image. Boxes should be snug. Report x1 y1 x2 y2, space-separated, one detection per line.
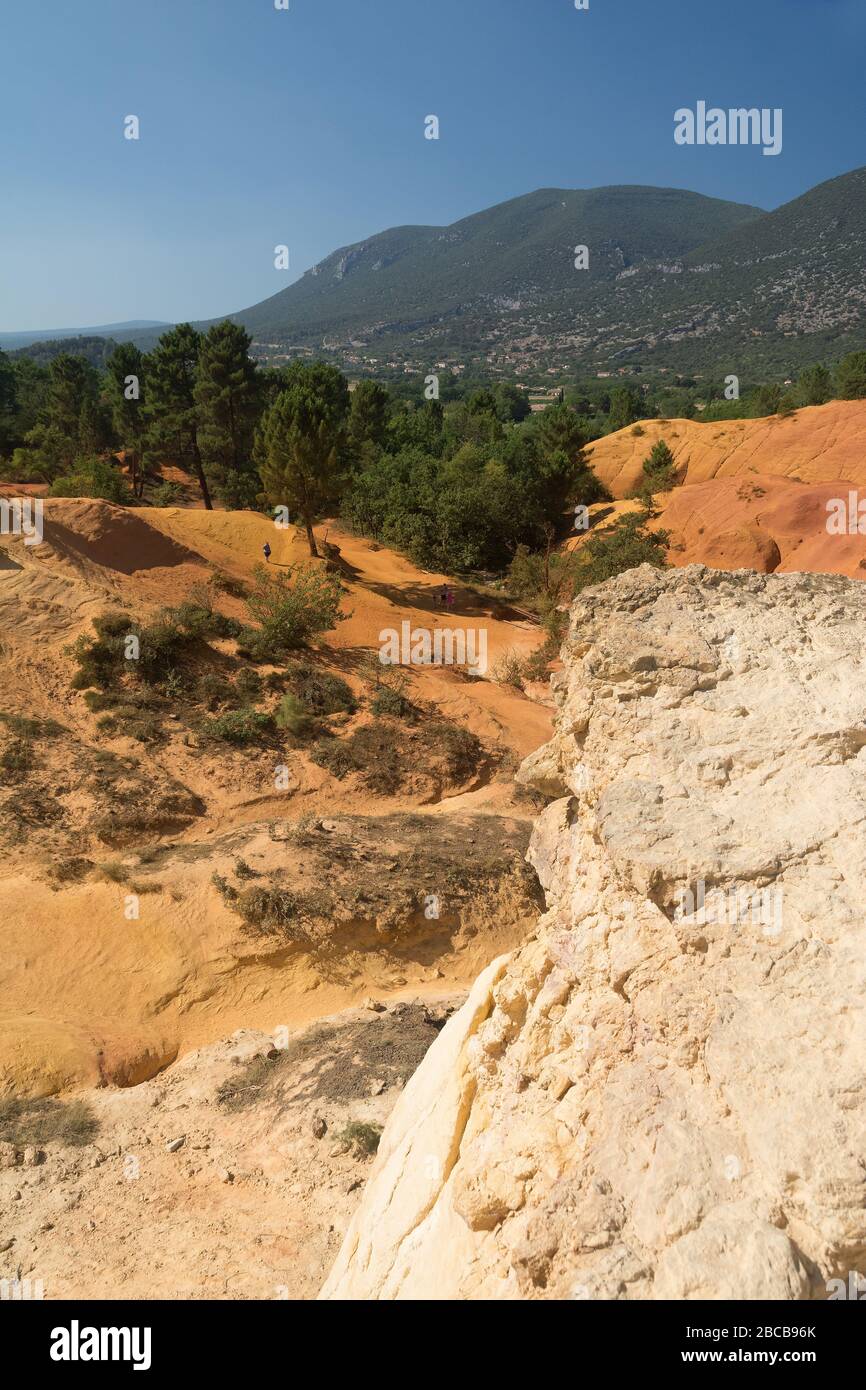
2 0 865 330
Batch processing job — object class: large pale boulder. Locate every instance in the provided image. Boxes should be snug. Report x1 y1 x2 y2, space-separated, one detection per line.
322 565 866 1300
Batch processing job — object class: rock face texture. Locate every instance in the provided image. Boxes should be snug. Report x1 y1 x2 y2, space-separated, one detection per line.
322 564 866 1300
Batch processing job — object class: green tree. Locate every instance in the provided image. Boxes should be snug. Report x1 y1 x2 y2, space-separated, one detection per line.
608 385 645 432
0 352 16 456
467 388 498 417
347 380 390 463
194 321 260 507
257 379 347 557
634 438 678 504
280 360 350 432
836 352 866 401
493 383 531 423
143 324 212 510
796 363 833 407
44 354 104 452
643 439 677 481
106 343 146 497
8 359 48 445
535 403 586 461
751 383 782 416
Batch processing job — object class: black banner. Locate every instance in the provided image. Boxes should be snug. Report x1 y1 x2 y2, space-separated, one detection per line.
4 1297 861 1375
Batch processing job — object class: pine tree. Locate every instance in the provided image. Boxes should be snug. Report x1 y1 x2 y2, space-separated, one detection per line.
836 352 866 401
45 354 100 447
257 381 346 557
347 380 389 463
796 363 832 407
194 321 260 507
0 351 16 455
143 325 212 509
536 402 586 462
105 343 146 496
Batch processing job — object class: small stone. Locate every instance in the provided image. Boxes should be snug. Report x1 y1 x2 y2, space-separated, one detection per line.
329 1141 351 1158
165 1136 185 1153
22 1147 45 1168
368 1079 386 1097
364 997 386 1013
0 1238 14 1252
217 1168 234 1184
312 1116 328 1139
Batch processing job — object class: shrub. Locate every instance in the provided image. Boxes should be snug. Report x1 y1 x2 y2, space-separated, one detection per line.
210 570 248 598
235 885 303 936
212 871 238 903
574 510 668 592
243 562 347 657
235 668 263 701
171 587 241 640
207 708 274 744
195 673 236 710
0 738 34 778
0 1097 98 1147
370 685 412 718
97 706 164 743
69 612 190 690
274 693 315 737
286 663 356 715
83 690 119 712
637 439 678 497
0 713 65 739
337 1121 382 1155
150 481 186 506
311 724 402 794
418 722 483 783
49 456 132 504
492 649 525 688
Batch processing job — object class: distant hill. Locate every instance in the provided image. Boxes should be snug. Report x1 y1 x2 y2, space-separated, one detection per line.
0 321 169 352
7 335 120 368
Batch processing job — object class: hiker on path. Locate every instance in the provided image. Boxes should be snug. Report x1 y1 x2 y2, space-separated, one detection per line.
439 584 448 609
263 542 272 563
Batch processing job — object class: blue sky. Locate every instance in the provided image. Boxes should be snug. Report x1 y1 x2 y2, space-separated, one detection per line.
2 0 865 329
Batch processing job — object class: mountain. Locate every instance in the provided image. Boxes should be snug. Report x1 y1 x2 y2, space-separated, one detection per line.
0 321 169 352
219 185 764 373
213 168 866 379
